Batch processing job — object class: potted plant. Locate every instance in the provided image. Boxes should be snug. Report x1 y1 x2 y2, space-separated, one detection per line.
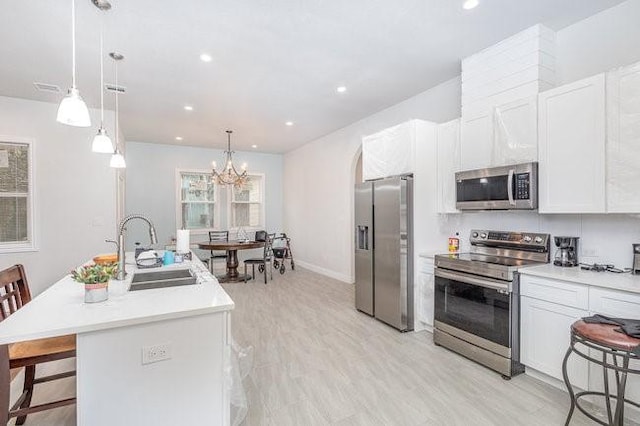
71 263 118 303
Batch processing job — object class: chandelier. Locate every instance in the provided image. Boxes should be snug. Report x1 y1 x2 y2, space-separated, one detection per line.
211 130 248 187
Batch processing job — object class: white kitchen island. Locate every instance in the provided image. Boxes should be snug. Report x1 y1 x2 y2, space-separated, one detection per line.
0 256 234 426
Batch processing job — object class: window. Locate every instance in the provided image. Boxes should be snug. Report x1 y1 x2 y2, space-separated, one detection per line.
176 170 218 232
0 138 35 252
229 174 265 230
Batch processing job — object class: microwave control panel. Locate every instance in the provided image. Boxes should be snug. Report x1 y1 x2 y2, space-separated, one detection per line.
515 173 530 200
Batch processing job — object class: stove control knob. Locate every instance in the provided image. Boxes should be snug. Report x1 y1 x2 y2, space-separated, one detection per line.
534 236 544 244
523 235 532 243
480 233 487 239
472 232 479 238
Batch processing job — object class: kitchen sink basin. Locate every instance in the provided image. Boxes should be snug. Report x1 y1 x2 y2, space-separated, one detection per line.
129 268 197 291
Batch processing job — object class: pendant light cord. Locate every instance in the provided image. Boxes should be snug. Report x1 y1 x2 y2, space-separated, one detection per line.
114 59 119 150
71 0 77 88
99 17 104 126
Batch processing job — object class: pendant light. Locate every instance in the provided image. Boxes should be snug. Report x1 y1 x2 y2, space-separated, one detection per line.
91 9 113 153
211 130 248 187
57 0 91 127
109 52 126 169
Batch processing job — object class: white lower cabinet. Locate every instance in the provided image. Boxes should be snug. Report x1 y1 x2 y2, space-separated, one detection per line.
415 257 434 331
521 274 640 410
521 295 590 389
588 287 640 408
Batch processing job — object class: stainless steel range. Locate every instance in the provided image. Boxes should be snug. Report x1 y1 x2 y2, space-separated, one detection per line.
434 230 550 378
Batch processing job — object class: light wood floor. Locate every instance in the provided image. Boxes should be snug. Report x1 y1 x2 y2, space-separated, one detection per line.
13 266 608 425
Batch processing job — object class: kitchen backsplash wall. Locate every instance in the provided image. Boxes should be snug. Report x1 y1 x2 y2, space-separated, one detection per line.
438 212 640 269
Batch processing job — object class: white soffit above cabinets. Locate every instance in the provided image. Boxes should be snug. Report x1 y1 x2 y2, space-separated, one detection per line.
0 0 626 153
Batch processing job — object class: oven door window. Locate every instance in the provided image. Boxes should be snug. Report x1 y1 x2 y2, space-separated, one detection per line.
434 276 510 347
456 175 509 202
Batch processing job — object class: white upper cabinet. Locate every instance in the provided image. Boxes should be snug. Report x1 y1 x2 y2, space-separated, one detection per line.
538 73 606 213
460 24 556 171
436 119 461 213
362 121 418 181
460 108 494 171
492 96 538 166
606 61 640 213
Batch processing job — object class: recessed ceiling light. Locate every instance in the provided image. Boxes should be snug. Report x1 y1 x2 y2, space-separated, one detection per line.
200 53 213 62
285 121 294 126
175 136 183 141
463 0 479 10
184 105 193 111
251 144 258 149
336 86 347 93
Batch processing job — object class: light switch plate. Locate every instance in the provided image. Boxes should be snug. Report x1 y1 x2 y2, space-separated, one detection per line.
142 343 172 365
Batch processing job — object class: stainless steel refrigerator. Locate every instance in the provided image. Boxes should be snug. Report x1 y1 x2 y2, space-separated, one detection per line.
355 175 414 331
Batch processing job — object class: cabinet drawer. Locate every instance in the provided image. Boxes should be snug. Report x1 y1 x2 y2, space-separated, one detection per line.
520 275 589 309
589 287 640 318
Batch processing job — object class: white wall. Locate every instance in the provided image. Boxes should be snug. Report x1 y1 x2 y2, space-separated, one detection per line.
124 141 283 254
284 77 461 282
284 1 640 282
0 96 119 295
556 0 640 85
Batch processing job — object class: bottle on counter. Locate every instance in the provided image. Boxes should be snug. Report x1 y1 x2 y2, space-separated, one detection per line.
448 232 460 253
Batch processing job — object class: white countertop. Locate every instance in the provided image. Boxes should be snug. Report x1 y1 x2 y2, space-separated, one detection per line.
0 253 234 344
519 263 640 294
419 250 455 259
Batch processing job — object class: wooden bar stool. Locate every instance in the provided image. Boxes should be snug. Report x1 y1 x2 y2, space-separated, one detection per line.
0 265 76 425
562 320 640 426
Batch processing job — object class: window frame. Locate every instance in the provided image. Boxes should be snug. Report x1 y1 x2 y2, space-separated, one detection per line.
175 168 220 235
227 173 266 232
0 136 37 253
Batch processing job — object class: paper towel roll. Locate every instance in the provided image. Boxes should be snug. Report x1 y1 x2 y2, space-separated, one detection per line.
176 229 190 254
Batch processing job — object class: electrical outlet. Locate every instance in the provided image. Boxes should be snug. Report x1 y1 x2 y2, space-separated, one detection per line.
142 343 172 365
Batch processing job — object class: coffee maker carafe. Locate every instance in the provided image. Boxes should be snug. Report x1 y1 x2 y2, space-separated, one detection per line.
553 236 579 267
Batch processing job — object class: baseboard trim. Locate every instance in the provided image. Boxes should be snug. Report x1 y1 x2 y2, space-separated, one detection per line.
295 260 353 284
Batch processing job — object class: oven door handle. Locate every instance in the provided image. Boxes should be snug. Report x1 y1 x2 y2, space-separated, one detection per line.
507 169 515 206
435 268 510 293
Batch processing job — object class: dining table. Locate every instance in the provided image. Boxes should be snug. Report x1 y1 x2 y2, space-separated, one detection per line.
197 240 264 283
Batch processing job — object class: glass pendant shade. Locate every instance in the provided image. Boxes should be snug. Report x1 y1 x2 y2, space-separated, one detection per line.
110 150 126 168
57 87 91 127
92 127 113 153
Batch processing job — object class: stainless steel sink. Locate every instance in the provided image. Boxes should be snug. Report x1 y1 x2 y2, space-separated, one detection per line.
129 269 197 291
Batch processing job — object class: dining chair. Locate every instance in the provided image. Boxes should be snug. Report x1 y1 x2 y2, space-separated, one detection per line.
208 231 229 272
243 233 274 284
0 264 76 425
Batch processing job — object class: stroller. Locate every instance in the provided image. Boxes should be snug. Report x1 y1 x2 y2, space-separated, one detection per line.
271 233 295 274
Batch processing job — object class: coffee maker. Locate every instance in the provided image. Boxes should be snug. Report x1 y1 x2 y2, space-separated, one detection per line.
553 236 579 267
633 244 640 275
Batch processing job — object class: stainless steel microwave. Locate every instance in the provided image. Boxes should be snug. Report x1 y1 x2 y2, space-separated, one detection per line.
455 162 538 210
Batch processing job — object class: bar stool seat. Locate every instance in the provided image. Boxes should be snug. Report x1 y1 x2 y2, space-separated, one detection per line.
562 319 640 426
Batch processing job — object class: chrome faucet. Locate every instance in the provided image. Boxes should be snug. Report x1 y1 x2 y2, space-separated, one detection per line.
115 214 158 280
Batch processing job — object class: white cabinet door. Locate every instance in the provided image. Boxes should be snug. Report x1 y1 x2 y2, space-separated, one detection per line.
436 119 461 214
492 96 538 166
538 74 606 213
588 287 640 405
415 258 435 331
521 296 589 389
362 121 415 181
460 108 493 171
606 61 640 213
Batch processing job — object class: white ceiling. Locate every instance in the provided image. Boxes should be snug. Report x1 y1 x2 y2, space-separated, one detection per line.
0 0 625 153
